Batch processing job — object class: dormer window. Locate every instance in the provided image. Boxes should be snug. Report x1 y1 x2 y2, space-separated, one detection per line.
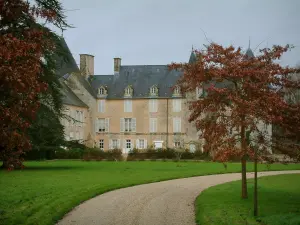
124 85 133 97
173 85 181 97
97 86 107 98
150 85 158 96
98 87 105 95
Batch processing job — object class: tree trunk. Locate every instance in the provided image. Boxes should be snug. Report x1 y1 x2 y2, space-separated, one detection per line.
254 147 258 216
241 124 248 199
1 159 10 169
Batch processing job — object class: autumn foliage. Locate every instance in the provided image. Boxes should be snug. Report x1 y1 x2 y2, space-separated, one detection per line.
0 0 65 169
169 43 300 197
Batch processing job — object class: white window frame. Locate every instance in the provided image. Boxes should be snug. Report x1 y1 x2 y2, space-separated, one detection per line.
98 100 105 113
98 87 105 95
126 139 131 149
173 86 181 95
99 139 104 150
120 118 136 132
174 141 181 148
173 117 181 133
96 118 109 133
149 118 157 133
150 86 157 95
136 139 147 149
124 99 132 112
196 87 203 99
172 99 181 112
149 99 158 112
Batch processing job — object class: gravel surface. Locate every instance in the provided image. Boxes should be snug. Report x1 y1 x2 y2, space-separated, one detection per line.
57 170 300 225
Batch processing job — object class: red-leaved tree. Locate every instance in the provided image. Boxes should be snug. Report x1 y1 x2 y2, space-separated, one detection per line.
169 43 300 199
0 0 67 169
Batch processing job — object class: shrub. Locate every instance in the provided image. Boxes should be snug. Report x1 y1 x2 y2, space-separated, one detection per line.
82 148 105 161
194 150 212 160
106 149 123 161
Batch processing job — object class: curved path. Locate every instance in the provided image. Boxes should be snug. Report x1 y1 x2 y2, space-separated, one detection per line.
57 170 300 225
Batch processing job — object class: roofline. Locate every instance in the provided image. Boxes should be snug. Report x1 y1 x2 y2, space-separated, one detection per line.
62 103 89 108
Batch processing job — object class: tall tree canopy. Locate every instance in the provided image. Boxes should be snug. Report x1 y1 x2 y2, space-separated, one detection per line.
0 0 68 169
170 43 300 198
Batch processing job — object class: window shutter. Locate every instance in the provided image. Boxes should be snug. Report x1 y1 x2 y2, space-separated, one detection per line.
173 118 176 132
172 99 176 112
132 118 136 132
98 101 101 112
129 100 132 112
178 99 181 112
149 118 152 132
105 118 110 132
124 101 127 112
178 118 181 132
154 100 158 112
120 118 124 132
136 139 139 149
154 118 157 132
109 139 112 150
94 119 99 133
123 139 126 149
117 139 121 148
144 139 147 149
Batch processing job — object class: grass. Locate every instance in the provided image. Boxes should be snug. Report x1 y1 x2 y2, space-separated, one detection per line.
195 173 300 225
0 161 300 225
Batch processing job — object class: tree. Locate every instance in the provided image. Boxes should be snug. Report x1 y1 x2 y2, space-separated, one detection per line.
169 43 300 200
0 0 68 169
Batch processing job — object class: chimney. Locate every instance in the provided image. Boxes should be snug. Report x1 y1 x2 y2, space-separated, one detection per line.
114 57 121 75
80 54 94 78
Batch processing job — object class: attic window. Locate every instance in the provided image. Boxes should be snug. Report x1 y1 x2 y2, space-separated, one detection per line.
98 87 105 95
150 86 158 96
124 86 133 97
173 86 181 96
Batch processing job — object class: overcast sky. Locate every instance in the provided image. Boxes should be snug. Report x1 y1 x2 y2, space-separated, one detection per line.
55 0 300 75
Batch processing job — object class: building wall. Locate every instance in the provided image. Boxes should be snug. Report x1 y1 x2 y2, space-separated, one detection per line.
61 105 88 142
93 98 202 152
63 73 97 147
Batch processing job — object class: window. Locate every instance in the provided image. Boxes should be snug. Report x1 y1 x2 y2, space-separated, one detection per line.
126 139 131 149
124 100 132 112
196 87 203 99
149 118 157 133
173 117 181 133
98 87 105 95
120 118 136 132
112 139 119 149
150 86 158 96
172 99 181 112
96 118 109 132
149 99 158 112
173 86 181 95
189 144 196 153
76 132 79 140
99 139 104 150
98 100 105 113
136 139 147 149
124 86 133 97
174 141 181 148
98 118 105 132
70 132 74 140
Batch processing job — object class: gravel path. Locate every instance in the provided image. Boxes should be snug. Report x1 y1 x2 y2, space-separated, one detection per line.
57 170 300 225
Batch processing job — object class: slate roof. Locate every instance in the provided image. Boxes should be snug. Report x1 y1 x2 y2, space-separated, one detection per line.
60 81 88 108
245 48 254 58
55 37 97 107
89 65 183 99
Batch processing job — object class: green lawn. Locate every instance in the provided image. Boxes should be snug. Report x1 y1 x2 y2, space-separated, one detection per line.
195 173 300 225
0 161 300 225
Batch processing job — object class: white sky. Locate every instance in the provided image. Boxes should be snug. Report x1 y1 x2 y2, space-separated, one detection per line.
53 0 300 74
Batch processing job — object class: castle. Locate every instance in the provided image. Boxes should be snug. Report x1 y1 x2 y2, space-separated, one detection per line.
57 38 272 153
57 38 203 153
